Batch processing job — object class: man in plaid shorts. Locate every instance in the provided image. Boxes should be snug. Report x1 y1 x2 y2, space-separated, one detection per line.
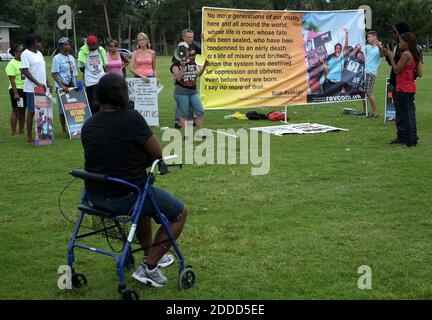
363 31 383 118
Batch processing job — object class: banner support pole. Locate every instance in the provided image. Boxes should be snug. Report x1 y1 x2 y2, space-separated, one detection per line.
283 105 288 124
365 96 369 117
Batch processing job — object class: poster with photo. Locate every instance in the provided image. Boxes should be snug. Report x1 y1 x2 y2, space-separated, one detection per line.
58 88 92 139
34 86 54 146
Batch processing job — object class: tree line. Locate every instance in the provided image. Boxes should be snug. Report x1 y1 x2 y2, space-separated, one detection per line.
0 0 430 55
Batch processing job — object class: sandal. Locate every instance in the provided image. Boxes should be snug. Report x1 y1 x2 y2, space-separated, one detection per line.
367 113 379 118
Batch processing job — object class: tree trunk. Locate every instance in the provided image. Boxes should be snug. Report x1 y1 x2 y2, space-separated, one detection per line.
118 21 122 45
103 2 112 39
128 23 132 51
150 23 156 52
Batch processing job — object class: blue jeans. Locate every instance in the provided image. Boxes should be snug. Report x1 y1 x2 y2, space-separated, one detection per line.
26 92 35 112
174 93 204 117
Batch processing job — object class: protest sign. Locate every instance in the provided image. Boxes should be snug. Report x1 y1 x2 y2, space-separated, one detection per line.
126 77 159 126
201 8 366 109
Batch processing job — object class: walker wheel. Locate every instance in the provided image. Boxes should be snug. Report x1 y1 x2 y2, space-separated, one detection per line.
178 266 196 290
120 288 139 300
72 272 87 289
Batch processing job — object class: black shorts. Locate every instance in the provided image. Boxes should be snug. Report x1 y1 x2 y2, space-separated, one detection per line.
9 89 27 109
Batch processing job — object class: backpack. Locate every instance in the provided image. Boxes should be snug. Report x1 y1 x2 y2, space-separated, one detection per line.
267 111 288 121
246 111 268 120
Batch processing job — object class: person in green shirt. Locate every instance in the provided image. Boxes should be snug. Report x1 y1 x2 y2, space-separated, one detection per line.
5 44 26 136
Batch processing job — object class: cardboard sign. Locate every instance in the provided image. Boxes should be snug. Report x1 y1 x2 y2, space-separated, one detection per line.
306 31 333 69
126 77 159 126
342 56 365 89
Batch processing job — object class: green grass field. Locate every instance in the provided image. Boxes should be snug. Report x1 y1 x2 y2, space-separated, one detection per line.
0 55 431 300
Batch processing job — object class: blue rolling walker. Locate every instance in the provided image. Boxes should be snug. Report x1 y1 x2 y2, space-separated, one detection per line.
67 156 195 300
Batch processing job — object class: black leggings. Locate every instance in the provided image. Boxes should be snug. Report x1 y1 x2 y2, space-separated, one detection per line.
396 92 418 146
86 85 100 115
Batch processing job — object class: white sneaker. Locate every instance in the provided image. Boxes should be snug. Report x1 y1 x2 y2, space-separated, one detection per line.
143 253 175 269
132 264 167 287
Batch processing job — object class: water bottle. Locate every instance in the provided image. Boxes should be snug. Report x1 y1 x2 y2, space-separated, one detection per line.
46 89 56 103
224 115 234 119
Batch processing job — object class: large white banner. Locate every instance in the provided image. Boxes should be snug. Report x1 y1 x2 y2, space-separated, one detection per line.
201 7 366 109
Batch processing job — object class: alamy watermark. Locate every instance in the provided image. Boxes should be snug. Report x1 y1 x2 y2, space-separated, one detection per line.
359 5 372 29
357 265 372 290
57 265 72 290
57 5 72 31
161 126 271 176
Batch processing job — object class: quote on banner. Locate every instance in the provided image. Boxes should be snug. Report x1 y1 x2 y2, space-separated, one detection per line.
201 8 366 109
202 8 307 109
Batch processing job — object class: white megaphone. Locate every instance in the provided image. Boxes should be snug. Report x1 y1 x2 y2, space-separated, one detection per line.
174 42 190 61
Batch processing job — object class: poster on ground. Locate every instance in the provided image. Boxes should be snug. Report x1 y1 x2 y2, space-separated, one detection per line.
34 86 54 146
201 7 366 109
384 78 395 123
58 87 92 139
126 77 159 126
250 123 349 136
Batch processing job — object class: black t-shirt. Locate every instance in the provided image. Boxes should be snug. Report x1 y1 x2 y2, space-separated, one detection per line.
81 109 153 197
170 60 198 91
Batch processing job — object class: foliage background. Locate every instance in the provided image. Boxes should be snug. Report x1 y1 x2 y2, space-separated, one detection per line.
1 0 431 55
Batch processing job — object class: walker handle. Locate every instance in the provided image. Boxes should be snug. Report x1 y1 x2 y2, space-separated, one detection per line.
150 155 178 174
163 155 178 162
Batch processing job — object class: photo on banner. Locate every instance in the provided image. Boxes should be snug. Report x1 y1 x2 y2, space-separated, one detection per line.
302 11 366 103
34 86 54 146
201 7 365 109
58 87 92 139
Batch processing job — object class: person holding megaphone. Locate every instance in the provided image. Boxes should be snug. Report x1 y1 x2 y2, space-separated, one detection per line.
172 29 201 129
171 43 208 140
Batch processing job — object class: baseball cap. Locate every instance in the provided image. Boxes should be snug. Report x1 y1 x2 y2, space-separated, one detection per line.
86 35 99 46
58 37 71 46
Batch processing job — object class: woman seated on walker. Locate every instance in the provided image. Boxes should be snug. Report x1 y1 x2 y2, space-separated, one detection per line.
81 73 188 288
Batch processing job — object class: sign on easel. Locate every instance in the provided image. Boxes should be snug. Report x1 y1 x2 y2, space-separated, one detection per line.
34 86 54 146
384 78 395 123
126 77 159 126
58 85 92 139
